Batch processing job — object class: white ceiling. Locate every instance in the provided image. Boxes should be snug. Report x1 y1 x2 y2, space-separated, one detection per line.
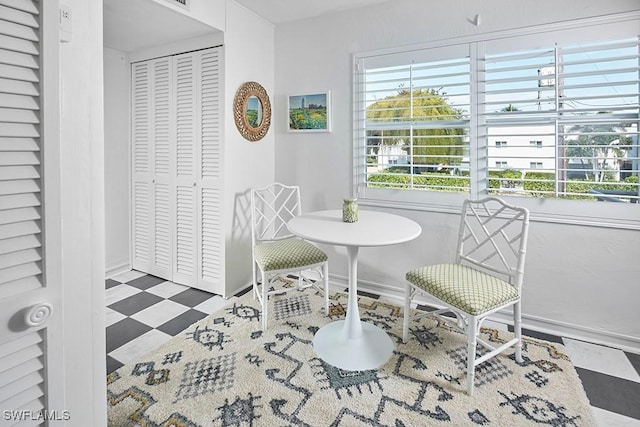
103 0 218 52
234 0 394 24
103 0 392 52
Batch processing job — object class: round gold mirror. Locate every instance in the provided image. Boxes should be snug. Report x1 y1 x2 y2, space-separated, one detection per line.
233 81 271 141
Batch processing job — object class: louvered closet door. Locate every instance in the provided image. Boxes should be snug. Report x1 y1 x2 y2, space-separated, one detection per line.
0 0 64 419
131 58 174 280
197 48 223 292
172 52 198 286
172 47 223 293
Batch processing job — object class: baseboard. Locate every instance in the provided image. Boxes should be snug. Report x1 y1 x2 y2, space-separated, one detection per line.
328 273 640 354
106 260 131 279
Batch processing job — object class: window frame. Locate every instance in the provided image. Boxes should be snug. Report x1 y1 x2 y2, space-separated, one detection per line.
352 11 640 230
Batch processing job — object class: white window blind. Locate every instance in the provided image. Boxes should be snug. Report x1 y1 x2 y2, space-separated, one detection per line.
354 17 640 211
357 56 471 198
484 38 639 203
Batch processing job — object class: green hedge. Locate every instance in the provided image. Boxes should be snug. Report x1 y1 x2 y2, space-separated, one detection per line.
368 169 638 200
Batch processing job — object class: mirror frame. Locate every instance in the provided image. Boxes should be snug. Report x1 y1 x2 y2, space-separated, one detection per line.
233 81 271 142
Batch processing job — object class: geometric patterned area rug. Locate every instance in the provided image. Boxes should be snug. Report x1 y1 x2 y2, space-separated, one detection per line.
107 285 596 426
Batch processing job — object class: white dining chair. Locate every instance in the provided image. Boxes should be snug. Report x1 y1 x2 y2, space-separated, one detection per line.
250 183 329 330
403 197 530 395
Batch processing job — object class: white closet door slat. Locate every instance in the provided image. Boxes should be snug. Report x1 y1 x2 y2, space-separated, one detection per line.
0 21 38 44
0 136 38 151
0 4 38 28
132 62 150 174
0 248 40 270
0 165 38 180
0 357 42 386
0 63 38 82
0 333 42 400
0 47 38 69
0 385 44 422
175 185 195 279
0 234 40 256
0 261 41 285
0 275 40 299
200 49 221 180
0 149 39 165
0 206 39 225
175 55 195 177
0 0 39 15
132 181 150 267
0 220 40 240
0 107 39 124
0 33 38 56
0 193 40 211
153 183 170 272
201 188 221 283
0 178 39 195
153 59 170 175
0 96 39 114
0 77 39 96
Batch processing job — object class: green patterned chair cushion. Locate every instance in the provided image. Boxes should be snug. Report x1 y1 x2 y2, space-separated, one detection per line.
406 263 519 316
255 238 328 272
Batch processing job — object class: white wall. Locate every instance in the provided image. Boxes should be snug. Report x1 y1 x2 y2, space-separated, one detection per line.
275 0 640 350
104 48 130 275
222 1 276 296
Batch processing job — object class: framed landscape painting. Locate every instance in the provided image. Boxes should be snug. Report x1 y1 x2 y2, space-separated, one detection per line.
288 92 331 132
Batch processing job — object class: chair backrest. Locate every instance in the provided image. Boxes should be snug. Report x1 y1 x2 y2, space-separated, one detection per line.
456 197 530 291
251 183 302 245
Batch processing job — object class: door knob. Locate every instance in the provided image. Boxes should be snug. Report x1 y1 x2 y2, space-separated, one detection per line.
24 302 53 327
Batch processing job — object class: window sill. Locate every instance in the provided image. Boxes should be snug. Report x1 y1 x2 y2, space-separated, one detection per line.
358 195 640 231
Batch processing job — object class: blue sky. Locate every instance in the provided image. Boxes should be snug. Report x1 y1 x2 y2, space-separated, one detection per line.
289 93 327 109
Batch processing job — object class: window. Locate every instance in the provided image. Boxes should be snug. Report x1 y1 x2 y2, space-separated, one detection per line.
359 46 471 195
354 15 640 218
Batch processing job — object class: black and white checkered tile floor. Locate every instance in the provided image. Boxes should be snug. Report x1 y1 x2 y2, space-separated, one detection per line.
106 270 640 427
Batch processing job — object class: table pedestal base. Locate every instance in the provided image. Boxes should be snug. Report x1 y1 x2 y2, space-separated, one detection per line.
312 320 394 371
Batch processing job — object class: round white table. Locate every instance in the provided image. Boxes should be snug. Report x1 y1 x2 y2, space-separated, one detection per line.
287 209 422 371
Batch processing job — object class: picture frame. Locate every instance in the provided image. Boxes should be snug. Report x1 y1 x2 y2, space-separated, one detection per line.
287 91 331 132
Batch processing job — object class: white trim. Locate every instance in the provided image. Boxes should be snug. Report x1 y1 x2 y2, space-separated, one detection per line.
41 0 65 414
331 273 640 354
106 260 132 279
354 11 640 60
358 198 640 231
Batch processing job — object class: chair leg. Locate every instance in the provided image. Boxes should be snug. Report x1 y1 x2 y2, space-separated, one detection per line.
466 317 478 395
261 271 268 330
252 262 257 300
322 263 329 316
514 301 523 363
402 283 411 343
